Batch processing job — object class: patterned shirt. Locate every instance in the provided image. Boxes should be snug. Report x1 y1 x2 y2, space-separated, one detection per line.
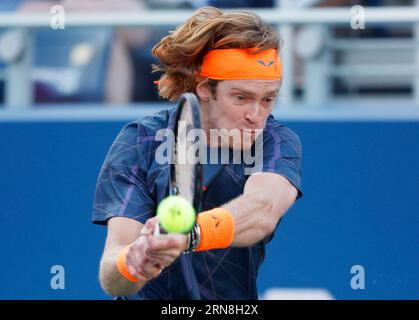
92 107 302 299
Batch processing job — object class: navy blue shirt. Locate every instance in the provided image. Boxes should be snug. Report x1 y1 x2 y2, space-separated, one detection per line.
92 107 302 299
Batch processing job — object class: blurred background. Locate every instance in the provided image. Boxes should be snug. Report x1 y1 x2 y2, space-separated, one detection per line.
0 0 418 299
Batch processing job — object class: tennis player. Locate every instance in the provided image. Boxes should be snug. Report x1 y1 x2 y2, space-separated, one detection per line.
92 6 302 300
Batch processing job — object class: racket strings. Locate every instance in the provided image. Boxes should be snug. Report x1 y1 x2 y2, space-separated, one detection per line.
175 101 197 204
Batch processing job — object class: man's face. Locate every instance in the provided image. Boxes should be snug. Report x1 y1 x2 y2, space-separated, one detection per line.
198 79 280 149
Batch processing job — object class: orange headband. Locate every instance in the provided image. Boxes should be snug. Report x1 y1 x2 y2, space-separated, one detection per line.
200 48 282 80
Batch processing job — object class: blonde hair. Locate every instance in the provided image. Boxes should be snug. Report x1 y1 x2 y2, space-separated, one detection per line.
152 6 281 101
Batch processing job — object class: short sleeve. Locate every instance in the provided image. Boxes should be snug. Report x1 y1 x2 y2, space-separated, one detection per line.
92 122 155 225
262 125 303 198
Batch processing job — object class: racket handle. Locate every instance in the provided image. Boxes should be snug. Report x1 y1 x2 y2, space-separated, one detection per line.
153 223 168 237
153 223 161 237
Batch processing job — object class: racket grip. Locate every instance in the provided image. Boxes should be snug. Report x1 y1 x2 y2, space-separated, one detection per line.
153 223 161 237
153 222 168 237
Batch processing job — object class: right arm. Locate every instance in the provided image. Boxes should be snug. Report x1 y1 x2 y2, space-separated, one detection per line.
99 216 188 297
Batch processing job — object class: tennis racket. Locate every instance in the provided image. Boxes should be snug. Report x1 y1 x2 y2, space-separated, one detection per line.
154 92 203 300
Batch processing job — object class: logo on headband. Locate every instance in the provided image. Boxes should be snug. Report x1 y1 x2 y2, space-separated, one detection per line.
257 60 275 67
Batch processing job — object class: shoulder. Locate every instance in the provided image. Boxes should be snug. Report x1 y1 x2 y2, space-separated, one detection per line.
134 107 176 134
106 108 176 169
116 107 176 143
263 114 302 155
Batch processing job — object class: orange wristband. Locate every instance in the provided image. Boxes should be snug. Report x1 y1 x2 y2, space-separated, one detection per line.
195 208 235 252
116 245 141 283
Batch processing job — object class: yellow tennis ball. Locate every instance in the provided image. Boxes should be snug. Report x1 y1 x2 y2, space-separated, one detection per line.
157 195 196 234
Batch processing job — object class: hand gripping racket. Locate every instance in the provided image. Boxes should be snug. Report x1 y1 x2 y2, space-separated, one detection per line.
154 92 203 300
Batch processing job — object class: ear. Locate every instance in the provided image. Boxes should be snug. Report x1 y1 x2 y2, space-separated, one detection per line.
196 79 211 102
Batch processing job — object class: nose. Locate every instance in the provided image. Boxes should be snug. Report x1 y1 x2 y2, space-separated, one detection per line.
244 103 262 125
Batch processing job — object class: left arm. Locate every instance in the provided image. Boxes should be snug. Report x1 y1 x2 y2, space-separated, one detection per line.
222 172 298 247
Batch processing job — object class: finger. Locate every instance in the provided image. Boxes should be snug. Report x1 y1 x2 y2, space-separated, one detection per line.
126 264 149 282
145 246 183 262
134 233 183 270
145 254 176 268
128 253 162 280
141 217 160 236
127 238 159 278
141 242 180 265
146 249 180 261
125 247 151 281
146 233 185 252
147 257 162 268
146 216 159 229
138 258 163 279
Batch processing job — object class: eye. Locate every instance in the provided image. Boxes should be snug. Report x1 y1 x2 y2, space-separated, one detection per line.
233 95 248 103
